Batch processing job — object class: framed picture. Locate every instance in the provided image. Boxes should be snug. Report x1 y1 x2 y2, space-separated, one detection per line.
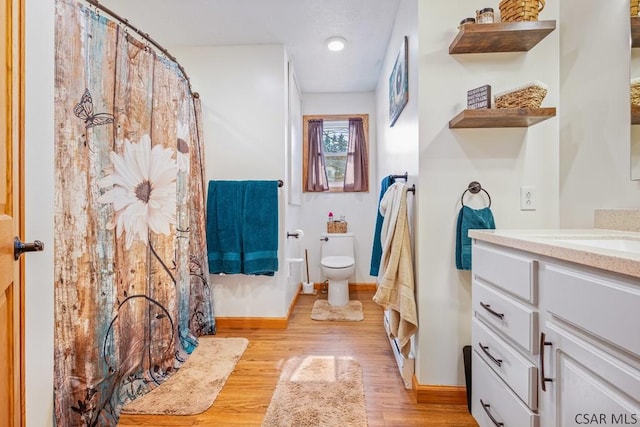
389 36 409 127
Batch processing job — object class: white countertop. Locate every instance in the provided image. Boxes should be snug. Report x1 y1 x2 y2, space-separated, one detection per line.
469 229 640 278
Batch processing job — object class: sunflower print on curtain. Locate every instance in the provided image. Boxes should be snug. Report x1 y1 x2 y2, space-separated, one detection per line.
53 1 215 425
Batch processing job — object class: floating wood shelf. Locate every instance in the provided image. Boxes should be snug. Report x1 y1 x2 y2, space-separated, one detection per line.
449 108 556 128
633 17 640 48
632 105 640 125
449 20 556 54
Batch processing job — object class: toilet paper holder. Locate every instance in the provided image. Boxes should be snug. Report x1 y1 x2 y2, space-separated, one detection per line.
287 229 304 239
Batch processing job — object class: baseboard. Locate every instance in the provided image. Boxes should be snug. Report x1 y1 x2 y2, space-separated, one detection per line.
313 282 377 291
215 317 288 329
412 375 468 406
215 284 301 330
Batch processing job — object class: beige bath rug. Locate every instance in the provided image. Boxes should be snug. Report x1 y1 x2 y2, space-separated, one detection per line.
121 337 248 415
311 300 364 322
262 356 368 427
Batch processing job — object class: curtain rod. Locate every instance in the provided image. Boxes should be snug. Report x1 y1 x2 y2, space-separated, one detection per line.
84 0 198 98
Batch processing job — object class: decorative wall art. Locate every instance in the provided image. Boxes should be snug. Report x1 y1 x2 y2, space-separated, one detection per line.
389 36 409 127
54 0 215 425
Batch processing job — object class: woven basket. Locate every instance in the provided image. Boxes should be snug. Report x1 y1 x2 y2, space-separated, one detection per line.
631 78 640 107
632 0 640 17
494 81 548 109
499 0 545 22
327 221 347 233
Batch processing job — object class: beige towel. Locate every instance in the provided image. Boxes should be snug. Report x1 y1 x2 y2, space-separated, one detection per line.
377 182 405 287
372 187 418 357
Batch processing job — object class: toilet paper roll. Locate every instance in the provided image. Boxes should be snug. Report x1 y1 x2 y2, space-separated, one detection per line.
295 229 304 239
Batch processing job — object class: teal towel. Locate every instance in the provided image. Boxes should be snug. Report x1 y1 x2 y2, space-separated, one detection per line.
242 181 279 276
206 181 243 274
455 206 495 270
370 175 395 276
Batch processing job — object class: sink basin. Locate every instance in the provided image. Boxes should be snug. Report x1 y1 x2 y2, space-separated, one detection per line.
554 238 640 253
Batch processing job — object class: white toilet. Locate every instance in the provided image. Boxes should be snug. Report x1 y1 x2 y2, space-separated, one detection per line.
320 232 355 306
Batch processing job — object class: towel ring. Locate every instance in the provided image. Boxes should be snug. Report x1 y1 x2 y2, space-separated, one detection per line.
461 181 491 208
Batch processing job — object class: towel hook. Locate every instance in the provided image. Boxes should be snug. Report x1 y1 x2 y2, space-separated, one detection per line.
461 181 491 208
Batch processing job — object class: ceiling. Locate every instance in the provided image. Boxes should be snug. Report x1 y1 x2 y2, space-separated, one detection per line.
101 0 401 93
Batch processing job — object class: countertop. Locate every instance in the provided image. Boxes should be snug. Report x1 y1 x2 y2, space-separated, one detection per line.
469 229 640 278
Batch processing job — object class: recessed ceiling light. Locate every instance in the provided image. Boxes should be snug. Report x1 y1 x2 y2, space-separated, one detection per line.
326 36 346 52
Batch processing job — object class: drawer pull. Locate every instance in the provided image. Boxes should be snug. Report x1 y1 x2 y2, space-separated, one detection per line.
539 331 553 392
479 342 503 367
480 399 504 426
480 302 505 319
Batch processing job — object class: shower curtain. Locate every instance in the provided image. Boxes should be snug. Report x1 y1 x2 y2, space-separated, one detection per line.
53 1 215 425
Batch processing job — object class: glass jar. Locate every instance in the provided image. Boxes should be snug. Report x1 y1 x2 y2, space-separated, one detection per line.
476 8 494 24
458 17 476 29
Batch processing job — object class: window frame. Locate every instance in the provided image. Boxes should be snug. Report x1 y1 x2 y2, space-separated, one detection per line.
302 114 369 193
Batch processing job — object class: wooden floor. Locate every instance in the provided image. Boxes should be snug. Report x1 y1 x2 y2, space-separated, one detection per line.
118 290 478 426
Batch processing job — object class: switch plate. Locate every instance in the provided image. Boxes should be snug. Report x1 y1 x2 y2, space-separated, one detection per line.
520 186 536 211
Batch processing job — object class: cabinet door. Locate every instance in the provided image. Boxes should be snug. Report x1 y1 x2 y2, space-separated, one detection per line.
539 322 640 427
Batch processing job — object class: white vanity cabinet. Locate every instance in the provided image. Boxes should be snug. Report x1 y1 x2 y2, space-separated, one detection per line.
471 239 640 427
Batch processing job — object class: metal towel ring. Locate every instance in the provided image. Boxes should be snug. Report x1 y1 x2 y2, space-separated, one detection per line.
460 181 491 208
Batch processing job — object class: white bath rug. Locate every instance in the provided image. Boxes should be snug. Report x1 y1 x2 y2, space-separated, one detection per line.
310 300 364 322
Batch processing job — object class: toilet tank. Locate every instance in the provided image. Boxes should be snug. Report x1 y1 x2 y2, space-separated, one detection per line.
321 232 355 258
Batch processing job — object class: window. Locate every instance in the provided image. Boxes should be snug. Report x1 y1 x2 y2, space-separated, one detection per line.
303 114 369 193
322 120 349 190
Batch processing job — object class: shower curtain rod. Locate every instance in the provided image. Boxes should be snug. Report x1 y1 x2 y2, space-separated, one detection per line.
84 0 198 97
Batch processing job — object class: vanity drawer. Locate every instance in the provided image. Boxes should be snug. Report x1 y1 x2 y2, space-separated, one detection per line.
541 262 640 357
472 351 539 427
473 280 538 355
473 242 537 303
473 318 538 410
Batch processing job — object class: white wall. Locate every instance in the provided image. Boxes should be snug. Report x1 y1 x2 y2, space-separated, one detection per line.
374 0 419 358
173 45 291 317
410 0 559 386
376 0 419 184
25 0 55 425
301 92 379 284
559 1 636 225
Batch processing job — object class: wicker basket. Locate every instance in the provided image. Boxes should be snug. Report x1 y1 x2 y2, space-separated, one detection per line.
632 0 640 17
499 0 545 22
493 81 548 109
327 221 347 233
631 78 640 107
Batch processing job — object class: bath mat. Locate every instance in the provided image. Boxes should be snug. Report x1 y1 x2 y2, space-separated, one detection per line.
261 356 368 427
121 337 248 415
311 300 364 322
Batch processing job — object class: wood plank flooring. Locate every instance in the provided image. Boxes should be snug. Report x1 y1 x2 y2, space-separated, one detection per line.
118 290 478 426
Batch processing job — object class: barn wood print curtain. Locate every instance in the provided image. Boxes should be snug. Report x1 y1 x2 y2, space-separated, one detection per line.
54 1 215 425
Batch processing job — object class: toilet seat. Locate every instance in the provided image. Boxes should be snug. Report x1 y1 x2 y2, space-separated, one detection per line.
321 255 354 269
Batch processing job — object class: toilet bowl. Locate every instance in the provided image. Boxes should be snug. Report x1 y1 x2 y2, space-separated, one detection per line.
320 233 355 306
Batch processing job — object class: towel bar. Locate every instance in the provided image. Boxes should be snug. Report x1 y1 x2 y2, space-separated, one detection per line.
461 181 491 207
390 173 415 194
391 172 408 181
